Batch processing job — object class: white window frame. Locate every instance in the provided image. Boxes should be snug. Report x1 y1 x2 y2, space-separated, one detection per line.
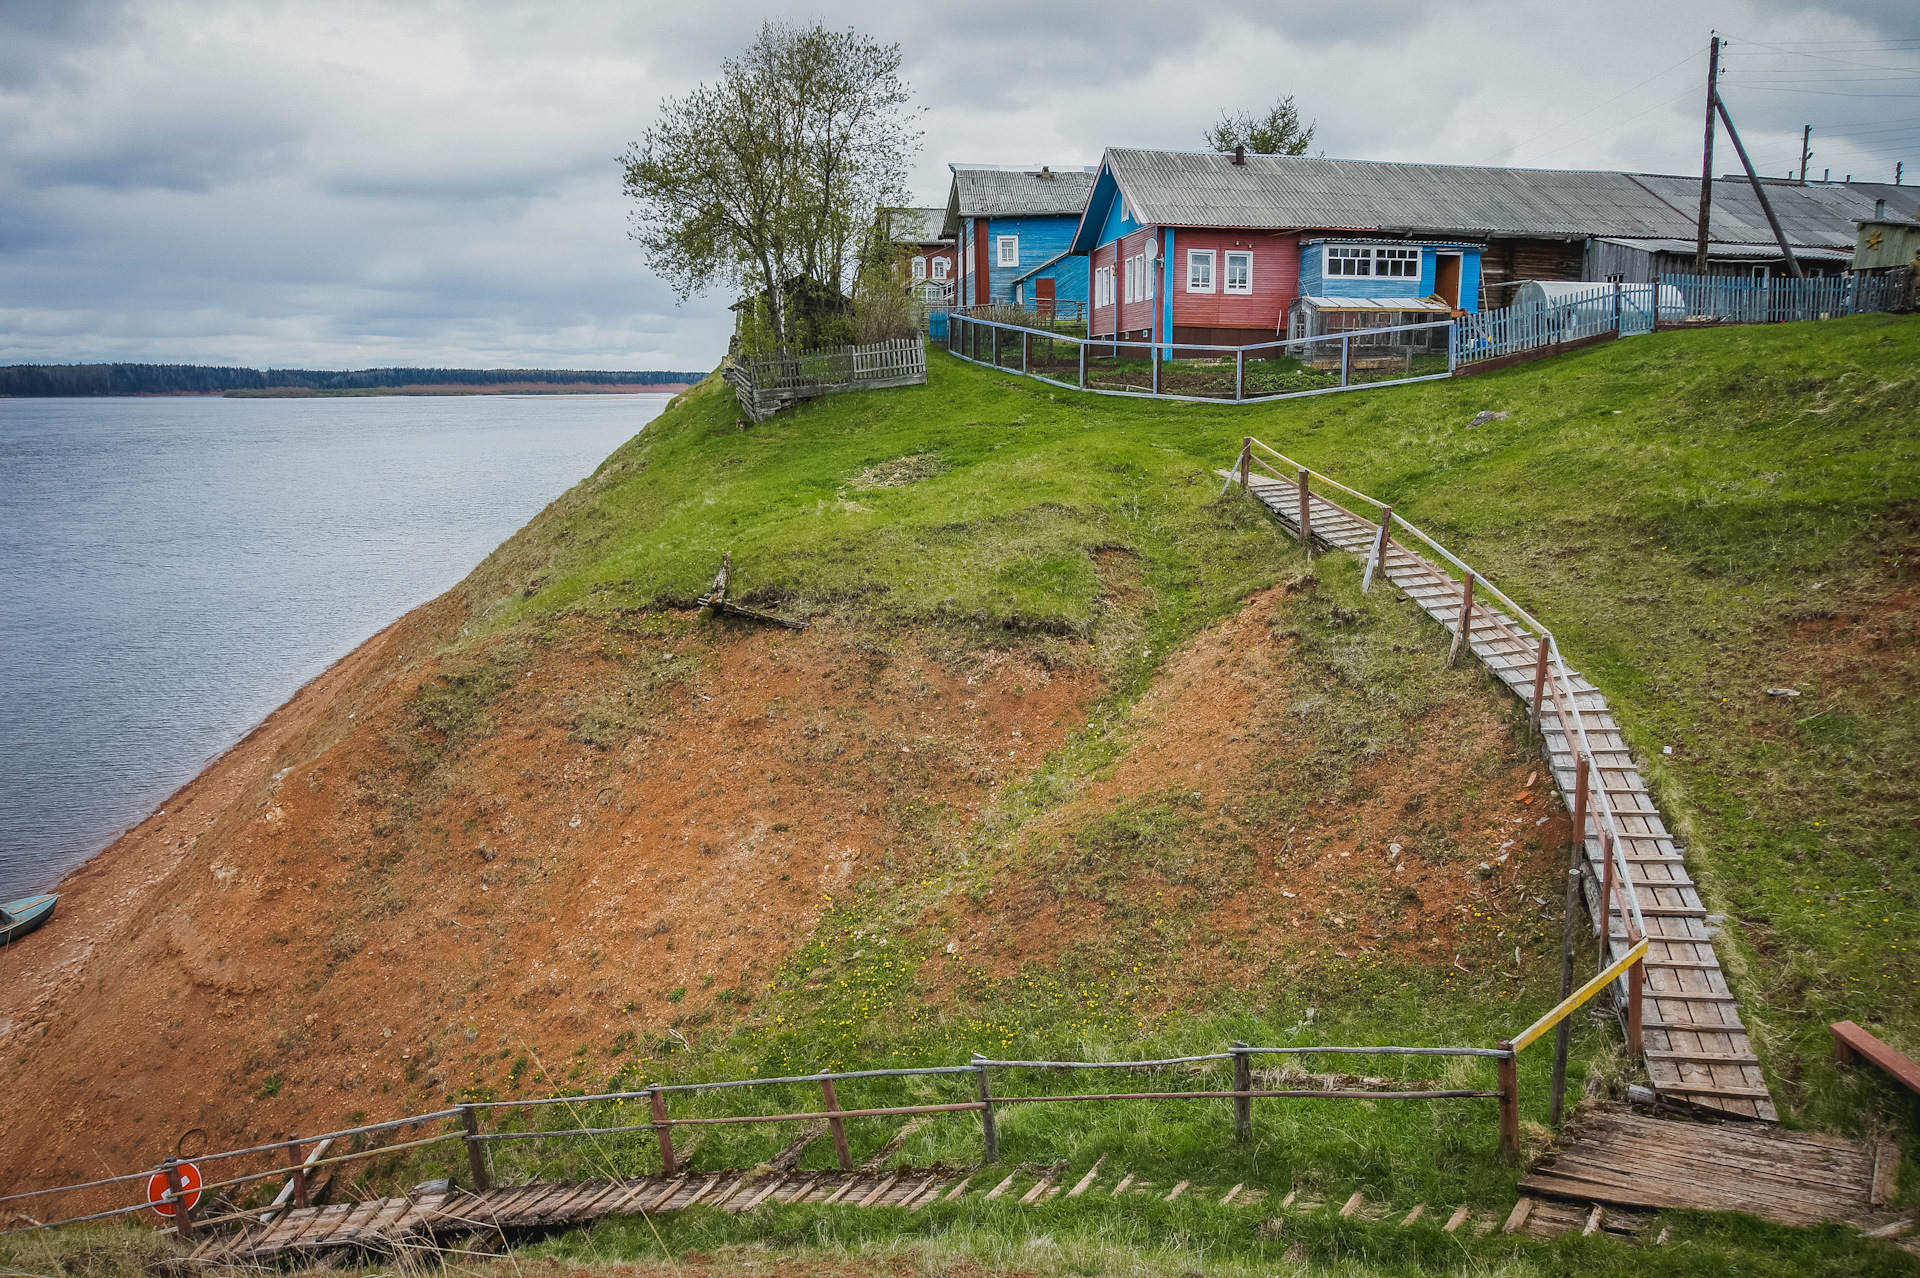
1125 257 1136 304
1144 254 1155 300
1375 247 1419 279
1187 249 1216 293
911 256 927 281
1326 245 1371 277
1224 251 1252 294
931 256 949 281
997 235 1019 267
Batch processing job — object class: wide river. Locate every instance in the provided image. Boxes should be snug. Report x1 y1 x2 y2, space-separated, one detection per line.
0 393 671 900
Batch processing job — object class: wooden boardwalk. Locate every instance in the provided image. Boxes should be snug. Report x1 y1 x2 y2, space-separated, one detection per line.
1238 470 1776 1121
188 1160 1647 1264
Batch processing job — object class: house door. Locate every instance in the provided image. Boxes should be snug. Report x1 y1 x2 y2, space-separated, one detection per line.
1434 254 1462 309
1035 277 1056 316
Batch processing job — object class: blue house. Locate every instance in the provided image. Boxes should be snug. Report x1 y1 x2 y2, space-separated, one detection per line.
1288 237 1483 340
944 164 1096 311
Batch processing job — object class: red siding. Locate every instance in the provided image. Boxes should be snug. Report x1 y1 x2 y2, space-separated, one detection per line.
1171 231 1299 338
1092 229 1162 338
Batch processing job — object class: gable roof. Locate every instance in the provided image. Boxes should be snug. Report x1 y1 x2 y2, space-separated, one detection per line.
1073 148 1867 253
944 165 1098 235
880 207 950 246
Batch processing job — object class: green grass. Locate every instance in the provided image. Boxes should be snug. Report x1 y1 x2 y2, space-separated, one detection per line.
54 317 1916 1275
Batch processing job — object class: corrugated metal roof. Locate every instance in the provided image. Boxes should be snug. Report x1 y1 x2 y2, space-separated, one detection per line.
1593 236 1854 262
948 165 1098 219
882 207 950 245
1100 150 1864 249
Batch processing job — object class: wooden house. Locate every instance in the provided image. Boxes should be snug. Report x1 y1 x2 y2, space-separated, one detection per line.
944 165 1097 310
1069 149 1878 347
879 207 955 289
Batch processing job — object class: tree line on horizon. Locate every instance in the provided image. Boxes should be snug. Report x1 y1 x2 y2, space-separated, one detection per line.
0 364 704 397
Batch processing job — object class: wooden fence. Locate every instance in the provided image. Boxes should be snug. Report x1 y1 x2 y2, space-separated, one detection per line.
724 338 926 423
5 1036 1569 1239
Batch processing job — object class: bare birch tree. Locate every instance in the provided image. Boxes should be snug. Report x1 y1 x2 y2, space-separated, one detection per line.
622 22 919 347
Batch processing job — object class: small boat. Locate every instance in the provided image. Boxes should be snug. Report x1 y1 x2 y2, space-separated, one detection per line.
0 895 58 946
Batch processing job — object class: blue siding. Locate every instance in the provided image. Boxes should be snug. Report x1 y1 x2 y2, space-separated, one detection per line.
1301 241 1483 313
1095 193 1140 249
1459 254 1482 313
967 214 1085 305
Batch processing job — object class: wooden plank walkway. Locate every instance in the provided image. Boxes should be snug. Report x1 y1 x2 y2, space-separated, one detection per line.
188 1161 1642 1263
1237 471 1776 1121
1519 1105 1889 1225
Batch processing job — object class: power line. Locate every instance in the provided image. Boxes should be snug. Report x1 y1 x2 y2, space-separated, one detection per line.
1485 49 1703 165
1523 86 1704 165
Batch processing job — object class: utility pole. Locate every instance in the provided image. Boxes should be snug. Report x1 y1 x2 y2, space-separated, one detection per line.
1714 94 1805 278
1694 34 1721 272
1798 126 1811 185
1898 161 1905 186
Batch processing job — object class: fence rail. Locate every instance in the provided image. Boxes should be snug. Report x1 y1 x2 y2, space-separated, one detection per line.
7 1035 1559 1238
724 337 927 423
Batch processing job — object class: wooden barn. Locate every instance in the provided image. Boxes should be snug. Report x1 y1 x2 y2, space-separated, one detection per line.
944 164 1097 310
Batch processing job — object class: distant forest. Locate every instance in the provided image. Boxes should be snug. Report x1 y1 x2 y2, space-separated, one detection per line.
0 364 703 397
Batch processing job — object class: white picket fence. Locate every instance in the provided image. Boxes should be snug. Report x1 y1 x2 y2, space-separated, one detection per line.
724 337 927 422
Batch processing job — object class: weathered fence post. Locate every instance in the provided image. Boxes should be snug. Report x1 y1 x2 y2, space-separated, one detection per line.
1651 273 1662 330
1078 340 1087 389
1296 468 1313 561
1231 1041 1253 1138
289 1133 308 1208
1152 343 1161 395
1448 572 1476 667
1496 1044 1520 1160
1626 957 1645 1058
973 1055 999 1162
460 1103 491 1192
1022 331 1030 374
821 1075 853 1171
648 1084 677 1176
991 326 998 369
1599 829 1617 962
1571 756 1590 888
1340 333 1351 388
1238 438 1251 490
164 1157 195 1239
1361 506 1392 593
1550 865 1580 1128
1529 636 1551 732
1235 348 1245 401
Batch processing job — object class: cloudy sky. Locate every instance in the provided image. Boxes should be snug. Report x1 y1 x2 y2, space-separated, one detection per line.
2 0 1915 372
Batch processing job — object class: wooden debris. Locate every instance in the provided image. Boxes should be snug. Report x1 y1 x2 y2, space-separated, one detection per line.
1443 1205 1471 1232
1220 1183 1244 1205
1338 1191 1364 1218
1502 1197 1535 1235
1164 1180 1189 1202
1400 1204 1426 1226
1066 1156 1106 1198
698 551 807 629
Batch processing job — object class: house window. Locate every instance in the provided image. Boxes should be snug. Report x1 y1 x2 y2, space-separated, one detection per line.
1015 283 1025 306
1144 255 1155 300
1326 246 1372 276
1224 251 1252 294
912 256 927 281
1095 265 1110 308
931 257 949 281
997 235 1019 267
1124 259 1134 304
1376 248 1419 278
1187 249 1215 292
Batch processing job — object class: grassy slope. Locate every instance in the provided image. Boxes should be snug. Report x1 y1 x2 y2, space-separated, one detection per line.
15 318 1916 1277
464 317 1915 1274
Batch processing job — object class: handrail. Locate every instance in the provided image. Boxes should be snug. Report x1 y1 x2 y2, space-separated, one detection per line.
1510 938 1651 1054
950 309 1451 354
1239 436 1647 945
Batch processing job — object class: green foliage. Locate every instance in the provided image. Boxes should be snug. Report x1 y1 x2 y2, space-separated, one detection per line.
1206 95 1318 156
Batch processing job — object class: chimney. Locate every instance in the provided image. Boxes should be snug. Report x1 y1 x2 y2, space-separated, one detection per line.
1876 198 1887 219
1039 165 1053 179
1233 145 1246 166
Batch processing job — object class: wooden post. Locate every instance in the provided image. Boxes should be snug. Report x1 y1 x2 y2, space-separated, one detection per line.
974 1058 999 1162
1496 1043 1520 1160
460 1104 490 1193
1296 468 1313 560
1361 506 1392 594
1340 333 1351 387
1232 1041 1252 1138
1599 829 1617 958
1448 573 1476 667
821 1076 853 1171
1022 331 1029 374
164 1157 195 1239
289 1133 308 1208
1571 756 1589 887
1529 636 1550 731
1152 346 1161 395
1235 348 1245 401
1078 341 1086 389
1626 959 1645 1058
649 1084 677 1176
1550 867 1580 1128
1238 438 1251 490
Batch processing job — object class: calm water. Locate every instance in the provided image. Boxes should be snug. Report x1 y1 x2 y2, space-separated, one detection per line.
0 393 670 899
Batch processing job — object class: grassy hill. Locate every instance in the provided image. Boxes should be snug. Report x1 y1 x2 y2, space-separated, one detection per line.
9 315 1917 1278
